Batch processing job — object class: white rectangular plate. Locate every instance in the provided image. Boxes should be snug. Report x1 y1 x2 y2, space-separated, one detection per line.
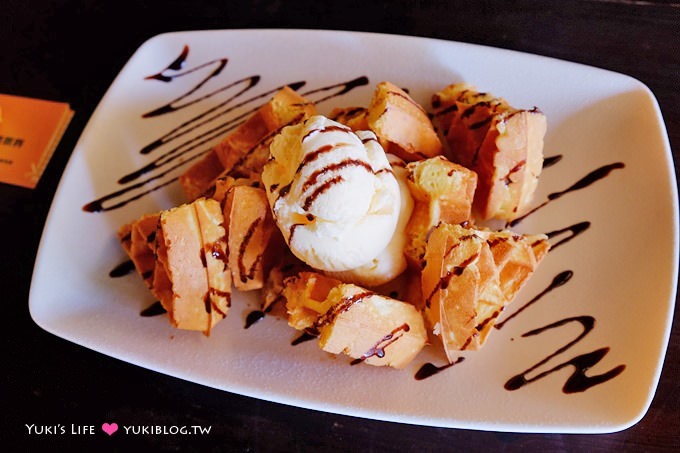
30 29 678 433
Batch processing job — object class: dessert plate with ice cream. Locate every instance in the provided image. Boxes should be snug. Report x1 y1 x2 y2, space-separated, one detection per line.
29 29 678 433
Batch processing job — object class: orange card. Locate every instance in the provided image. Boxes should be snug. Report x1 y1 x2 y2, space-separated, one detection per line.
0 93 74 188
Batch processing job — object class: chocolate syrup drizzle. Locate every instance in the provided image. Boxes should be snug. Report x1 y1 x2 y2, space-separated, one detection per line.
495 270 574 330
415 357 465 381
291 330 318 346
140 301 167 317
104 46 628 394
350 323 411 365
245 310 265 329
504 316 626 393
237 217 263 284
144 44 189 82
545 221 591 250
542 154 563 169
82 45 369 213
508 162 625 227
109 259 135 278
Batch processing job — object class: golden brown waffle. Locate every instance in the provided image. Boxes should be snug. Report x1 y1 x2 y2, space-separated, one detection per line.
421 222 549 361
403 156 477 267
281 271 427 368
328 106 369 130
118 187 275 334
432 83 546 220
118 213 160 289
368 81 443 161
223 185 275 291
179 86 317 200
155 199 227 334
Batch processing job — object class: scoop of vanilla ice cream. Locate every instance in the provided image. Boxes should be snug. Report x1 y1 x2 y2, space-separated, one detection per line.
324 154 414 286
262 115 401 272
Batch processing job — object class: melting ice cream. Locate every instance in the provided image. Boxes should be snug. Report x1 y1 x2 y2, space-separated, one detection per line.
262 115 401 272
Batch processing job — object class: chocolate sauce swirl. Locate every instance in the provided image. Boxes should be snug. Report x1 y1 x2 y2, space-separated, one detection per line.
83 164 189 213
350 324 410 365
423 250 480 309
145 45 189 81
302 175 345 211
495 270 574 330
140 301 167 317
301 124 352 142
509 162 625 227
504 316 626 393
295 144 336 174
314 291 373 329
143 57 230 118
301 76 369 104
245 310 265 329
542 154 563 169
300 158 372 193
545 221 590 250
415 357 465 381
237 217 262 283
291 330 318 346
83 46 369 213
503 160 526 186
109 259 135 278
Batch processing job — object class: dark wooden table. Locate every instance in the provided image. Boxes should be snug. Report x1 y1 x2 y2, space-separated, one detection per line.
2 1 678 450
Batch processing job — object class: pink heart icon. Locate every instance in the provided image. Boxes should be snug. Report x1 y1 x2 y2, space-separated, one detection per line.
102 422 119 436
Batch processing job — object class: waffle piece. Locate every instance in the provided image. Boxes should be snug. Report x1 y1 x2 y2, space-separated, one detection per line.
204 174 261 205
282 271 343 331
368 81 442 161
118 213 160 288
118 223 132 255
403 156 477 267
477 228 550 303
179 86 317 200
421 222 548 361
432 83 547 220
282 272 427 369
421 223 500 358
154 198 230 334
179 150 225 203
328 106 369 131
151 227 173 311
118 184 276 334
219 87 317 180
118 213 172 311
261 248 309 314
194 198 231 328
222 185 275 291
